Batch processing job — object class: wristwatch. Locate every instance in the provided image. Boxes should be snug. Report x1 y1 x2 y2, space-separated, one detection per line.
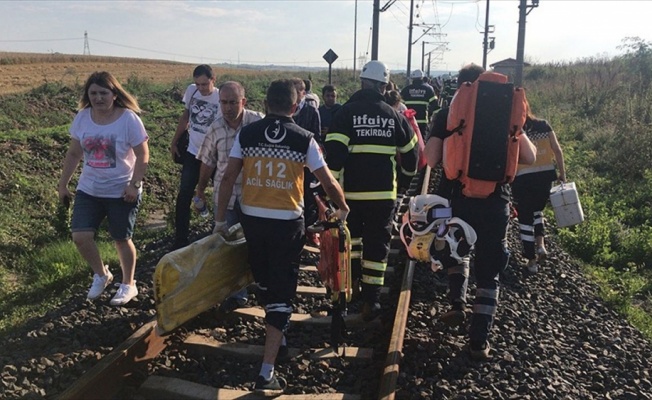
130 180 142 189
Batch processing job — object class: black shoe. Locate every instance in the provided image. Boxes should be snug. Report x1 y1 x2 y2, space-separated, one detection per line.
470 341 492 361
361 302 382 322
218 296 247 314
439 308 466 327
254 375 287 397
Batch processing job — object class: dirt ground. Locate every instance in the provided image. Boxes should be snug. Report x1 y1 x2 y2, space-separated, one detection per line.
0 52 257 95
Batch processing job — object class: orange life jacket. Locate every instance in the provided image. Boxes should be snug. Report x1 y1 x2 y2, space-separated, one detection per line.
444 71 527 198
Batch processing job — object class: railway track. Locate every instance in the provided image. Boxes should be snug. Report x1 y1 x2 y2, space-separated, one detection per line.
58 169 434 400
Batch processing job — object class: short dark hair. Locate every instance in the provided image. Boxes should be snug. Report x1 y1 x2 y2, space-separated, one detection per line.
457 63 485 85
193 64 214 79
303 79 312 92
266 79 297 114
322 84 336 96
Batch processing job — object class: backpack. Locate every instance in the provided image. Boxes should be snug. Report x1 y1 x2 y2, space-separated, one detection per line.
444 71 527 198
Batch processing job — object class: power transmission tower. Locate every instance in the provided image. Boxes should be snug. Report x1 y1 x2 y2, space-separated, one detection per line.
83 31 91 56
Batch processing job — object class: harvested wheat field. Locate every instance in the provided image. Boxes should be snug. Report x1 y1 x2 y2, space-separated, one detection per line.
0 52 261 95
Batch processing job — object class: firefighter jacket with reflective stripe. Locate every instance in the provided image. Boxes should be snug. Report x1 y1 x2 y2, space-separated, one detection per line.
400 81 438 125
325 89 419 201
238 115 315 220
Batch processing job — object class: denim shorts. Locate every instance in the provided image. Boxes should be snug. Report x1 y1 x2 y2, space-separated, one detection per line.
71 190 141 240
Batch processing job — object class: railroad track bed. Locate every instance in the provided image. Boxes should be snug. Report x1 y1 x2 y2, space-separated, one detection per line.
139 259 398 399
395 222 652 399
4 169 652 399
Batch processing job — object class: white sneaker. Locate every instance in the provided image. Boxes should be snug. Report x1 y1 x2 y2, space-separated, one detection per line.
87 270 113 300
537 246 548 262
527 259 539 274
110 283 138 306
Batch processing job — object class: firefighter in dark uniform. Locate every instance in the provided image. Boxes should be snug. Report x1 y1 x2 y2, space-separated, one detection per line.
401 69 439 138
325 60 419 321
215 79 349 395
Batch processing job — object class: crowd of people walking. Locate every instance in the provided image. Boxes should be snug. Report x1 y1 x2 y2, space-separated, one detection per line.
58 61 566 396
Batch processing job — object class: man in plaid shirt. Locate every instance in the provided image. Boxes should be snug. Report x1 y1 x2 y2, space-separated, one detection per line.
195 80 264 312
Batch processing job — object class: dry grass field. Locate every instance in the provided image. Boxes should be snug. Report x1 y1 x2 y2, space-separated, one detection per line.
0 52 261 95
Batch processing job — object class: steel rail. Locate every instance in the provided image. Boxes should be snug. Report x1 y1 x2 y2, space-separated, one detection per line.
58 170 433 399
378 166 431 400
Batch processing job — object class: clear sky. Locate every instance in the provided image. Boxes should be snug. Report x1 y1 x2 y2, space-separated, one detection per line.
0 0 649 75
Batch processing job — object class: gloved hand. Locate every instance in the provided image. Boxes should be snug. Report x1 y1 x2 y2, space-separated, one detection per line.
334 208 349 222
213 220 228 235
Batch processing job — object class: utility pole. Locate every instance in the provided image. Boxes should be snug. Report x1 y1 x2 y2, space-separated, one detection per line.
405 0 415 84
514 0 539 86
371 0 380 60
421 41 425 71
482 0 490 69
83 31 91 56
354 0 358 75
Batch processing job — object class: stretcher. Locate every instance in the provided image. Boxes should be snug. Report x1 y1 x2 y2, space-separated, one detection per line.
308 193 352 351
153 225 252 335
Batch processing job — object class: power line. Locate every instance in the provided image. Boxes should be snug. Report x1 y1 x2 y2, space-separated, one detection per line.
1 32 366 68
0 37 80 43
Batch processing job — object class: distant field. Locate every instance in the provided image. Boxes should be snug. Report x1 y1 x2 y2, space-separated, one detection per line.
0 52 261 95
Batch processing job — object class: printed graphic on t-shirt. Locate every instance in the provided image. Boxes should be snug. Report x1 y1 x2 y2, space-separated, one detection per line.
82 134 116 168
189 98 220 135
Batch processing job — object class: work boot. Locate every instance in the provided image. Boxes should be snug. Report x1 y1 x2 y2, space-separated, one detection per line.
439 303 467 328
362 301 382 322
469 341 492 361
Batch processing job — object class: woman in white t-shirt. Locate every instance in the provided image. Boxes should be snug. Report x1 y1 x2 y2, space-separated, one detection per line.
57 71 149 306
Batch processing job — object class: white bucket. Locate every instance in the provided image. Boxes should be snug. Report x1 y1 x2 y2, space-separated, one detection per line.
549 182 584 228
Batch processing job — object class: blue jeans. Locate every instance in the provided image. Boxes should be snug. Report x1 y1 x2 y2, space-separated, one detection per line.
71 190 141 240
174 150 202 244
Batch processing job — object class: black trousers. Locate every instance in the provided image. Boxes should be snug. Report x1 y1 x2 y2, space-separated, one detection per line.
347 199 395 302
240 213 304 332
448 194 510 347
512 170 556 259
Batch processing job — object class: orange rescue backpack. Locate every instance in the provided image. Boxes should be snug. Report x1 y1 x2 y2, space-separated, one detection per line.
444 71 527 198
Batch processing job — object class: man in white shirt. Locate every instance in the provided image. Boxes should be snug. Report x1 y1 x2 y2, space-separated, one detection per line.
170 64 221 249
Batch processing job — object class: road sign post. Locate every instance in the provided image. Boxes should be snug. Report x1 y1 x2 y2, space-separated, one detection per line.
323 49 339 84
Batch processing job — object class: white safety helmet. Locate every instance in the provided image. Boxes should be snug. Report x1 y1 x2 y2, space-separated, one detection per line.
407 194 451 235
429 217 478 263
410 69 425 79
360 60 390 84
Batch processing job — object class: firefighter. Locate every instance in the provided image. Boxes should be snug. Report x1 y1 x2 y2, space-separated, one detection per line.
400 69 439 139
325 60 419 321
